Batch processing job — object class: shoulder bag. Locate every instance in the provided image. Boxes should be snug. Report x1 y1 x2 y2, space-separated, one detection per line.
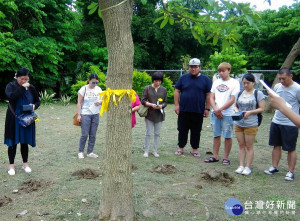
138 86 150 117
8 89 37 128
73 86 86 126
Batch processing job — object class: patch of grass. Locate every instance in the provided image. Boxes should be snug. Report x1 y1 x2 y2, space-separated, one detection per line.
0 104 299 220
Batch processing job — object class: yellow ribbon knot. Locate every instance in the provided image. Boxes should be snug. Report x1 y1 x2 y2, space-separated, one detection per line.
99 88 137 116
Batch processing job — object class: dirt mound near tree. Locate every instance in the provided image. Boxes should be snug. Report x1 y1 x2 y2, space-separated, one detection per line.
201 169 234 186
20 179 50 193
71 168 99 179
0 195 12 207
151 164 178 174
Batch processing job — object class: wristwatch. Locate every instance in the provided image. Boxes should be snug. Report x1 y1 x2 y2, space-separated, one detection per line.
205 108 210 111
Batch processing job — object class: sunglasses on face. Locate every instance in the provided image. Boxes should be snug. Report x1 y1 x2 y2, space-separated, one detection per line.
91 82 99 85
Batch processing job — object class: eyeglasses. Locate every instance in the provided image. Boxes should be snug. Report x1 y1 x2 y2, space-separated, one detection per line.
91 82 99 85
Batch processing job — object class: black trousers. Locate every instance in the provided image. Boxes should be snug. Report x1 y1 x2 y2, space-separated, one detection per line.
177 112 204 149
8 144 29 164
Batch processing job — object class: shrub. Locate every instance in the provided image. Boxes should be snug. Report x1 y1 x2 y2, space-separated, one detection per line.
70 80 87 102
39 91 56 104
206 47 248 78
59 95 71 106
132 70 152 98
162 76 174 104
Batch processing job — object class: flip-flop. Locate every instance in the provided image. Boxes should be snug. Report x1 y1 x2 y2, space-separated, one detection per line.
204 156 219 163
175 150 184 156
222 159 231 165
190 152 200 158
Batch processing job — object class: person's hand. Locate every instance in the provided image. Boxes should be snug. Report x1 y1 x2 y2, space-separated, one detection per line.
204 109 209 118
32 104 35 111
174 105 180 115
243 111 251 119
268 91 286 110
22 82 30 90
213 108 223 119
95 102 101 106
152 104 160 110
77 114 82 122
213 109 223 119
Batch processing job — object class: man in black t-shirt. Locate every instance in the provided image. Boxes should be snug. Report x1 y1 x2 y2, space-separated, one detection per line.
174 58 212 158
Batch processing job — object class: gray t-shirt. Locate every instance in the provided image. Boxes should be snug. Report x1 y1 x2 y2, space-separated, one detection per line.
235 90 265 127
272 82 300 127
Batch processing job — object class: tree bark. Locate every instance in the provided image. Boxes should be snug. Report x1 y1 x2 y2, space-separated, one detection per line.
98 1 135 220
264 37 300 112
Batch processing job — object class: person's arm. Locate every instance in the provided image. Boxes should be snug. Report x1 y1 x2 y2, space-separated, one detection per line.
204 92 210 117
220 95 236 112
77 93 84 122
141 86 156 108
210 92 223 119
132 95 141 112
5 82 24 101
174 88 180 115
269 92 300 128
30 85 41 111
243 100 265 119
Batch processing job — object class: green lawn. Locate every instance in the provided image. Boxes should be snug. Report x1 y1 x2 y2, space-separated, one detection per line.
0 103 299 220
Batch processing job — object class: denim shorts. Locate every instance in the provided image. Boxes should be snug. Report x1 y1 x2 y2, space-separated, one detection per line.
210 113 234 138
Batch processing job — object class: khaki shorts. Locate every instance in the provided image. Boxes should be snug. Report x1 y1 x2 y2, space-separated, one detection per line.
234 125 258 135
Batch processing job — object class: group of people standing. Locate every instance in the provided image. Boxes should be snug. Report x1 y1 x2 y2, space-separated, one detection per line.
4 63 299 181
173 59 299 181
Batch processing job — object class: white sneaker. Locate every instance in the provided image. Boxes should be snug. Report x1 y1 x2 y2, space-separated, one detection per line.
152 152 160 157
235 166 245 174
285 171 294 181
8 168 15 176
143 152 148 158
22 166 32 173
264 165 279 175
242 167 252 176
78 152 84 159
87 153 98 158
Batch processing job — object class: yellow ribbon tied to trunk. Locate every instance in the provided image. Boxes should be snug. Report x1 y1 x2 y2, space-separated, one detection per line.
99 88 137 116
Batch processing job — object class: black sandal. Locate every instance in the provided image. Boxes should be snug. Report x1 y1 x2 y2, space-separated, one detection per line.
204 156 219 163
222 159 231 165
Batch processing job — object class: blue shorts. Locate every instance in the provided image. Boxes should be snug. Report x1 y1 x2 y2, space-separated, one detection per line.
269 122 298 151
210 114 234 138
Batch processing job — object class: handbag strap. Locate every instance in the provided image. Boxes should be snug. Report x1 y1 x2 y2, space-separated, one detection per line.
80 86 87 109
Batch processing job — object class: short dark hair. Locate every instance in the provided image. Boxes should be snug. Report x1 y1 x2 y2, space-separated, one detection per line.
16 68 30 77
152 72 164 83
242 73 255 83
278 67 292 76
89 73 99 81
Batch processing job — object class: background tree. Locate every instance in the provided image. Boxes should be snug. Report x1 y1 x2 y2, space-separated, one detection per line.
237 3 300 70
0 0 79 97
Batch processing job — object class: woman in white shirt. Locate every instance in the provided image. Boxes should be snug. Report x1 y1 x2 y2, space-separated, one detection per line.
76 74 102 159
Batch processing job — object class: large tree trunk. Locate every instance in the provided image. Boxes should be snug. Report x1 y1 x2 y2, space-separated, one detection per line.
264 37 300 112
98 1 135 220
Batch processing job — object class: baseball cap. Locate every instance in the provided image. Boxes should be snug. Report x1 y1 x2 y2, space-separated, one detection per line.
189 58 201 66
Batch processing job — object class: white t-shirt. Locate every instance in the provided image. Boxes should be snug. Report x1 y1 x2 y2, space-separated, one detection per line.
78 85 102 115
211 78 240 116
